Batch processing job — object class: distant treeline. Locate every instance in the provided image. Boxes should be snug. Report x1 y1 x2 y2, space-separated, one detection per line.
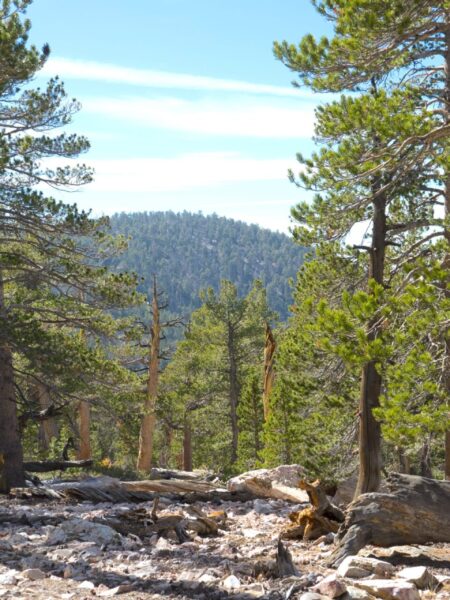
106 211 307 321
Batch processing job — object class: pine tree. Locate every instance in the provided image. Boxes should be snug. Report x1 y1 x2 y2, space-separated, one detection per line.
0 0 141 490
275 0 450 482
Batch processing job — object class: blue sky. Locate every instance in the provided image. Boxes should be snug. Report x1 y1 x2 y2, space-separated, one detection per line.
28 0 329 232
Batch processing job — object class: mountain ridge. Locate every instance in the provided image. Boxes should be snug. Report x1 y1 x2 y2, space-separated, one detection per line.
107 211 306 321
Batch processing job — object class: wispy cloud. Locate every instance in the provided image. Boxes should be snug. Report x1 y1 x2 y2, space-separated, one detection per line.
41 57 313 99
87 152 298 193
83 95 315 138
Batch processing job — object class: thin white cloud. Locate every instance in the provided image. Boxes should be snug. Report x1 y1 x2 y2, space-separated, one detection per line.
83 95 316 138
87 152 298 193
41 57 313 99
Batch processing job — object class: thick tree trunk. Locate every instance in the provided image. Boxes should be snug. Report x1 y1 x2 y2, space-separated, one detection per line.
0 270 24 492
355 191 386 498
137 276 160 472
35 383 58 452
328 473 450 568
77 400 91 460
227 324 240 464
183 418 193 471
262 322 276 421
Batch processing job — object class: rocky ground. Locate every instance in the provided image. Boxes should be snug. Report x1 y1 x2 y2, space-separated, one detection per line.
0 494 449 600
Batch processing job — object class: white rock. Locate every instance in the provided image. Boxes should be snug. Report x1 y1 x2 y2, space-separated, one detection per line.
312 574 347 598
300 593 330 600
223 575 241 589
354 579 420 600
199 573 216 583
78 580 96 590
344 585 378 600
22 568 46 581
99 584 133 596
338 556 395 579
61 518 119 545
242 528 263 539
397 567 438 590
0 570 19 585
154 536 173 551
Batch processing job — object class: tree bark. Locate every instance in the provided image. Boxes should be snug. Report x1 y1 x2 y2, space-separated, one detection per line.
420 438 433 478
0 270 25 492
183 418 193 471
397 447 411 474
35 382 58 452
328 473 450 568
263 322 276 421
227 323 240 464
355 188 386 498
77 400 91 460
137 276 160 472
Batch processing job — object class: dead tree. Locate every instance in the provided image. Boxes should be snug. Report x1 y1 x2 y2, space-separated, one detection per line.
137 276 182 473
262 322 276 421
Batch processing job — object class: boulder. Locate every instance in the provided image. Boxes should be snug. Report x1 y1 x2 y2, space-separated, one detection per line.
22 569 46 581
223 575 241 589
397 567 439 590
337 556 395 579
227 465 308 503
353 579 420 600
312 574 347 598
344 585 378 600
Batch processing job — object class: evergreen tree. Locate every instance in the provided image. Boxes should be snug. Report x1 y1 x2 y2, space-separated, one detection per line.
0 0 141 490
275 0 450 482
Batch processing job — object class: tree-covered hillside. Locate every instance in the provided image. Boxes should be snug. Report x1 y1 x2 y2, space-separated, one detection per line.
107 212 306 320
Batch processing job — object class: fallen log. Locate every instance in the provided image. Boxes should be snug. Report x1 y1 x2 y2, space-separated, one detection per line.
328 473 450 568
150 468 215 481
23 459 93 472
46 476 260 504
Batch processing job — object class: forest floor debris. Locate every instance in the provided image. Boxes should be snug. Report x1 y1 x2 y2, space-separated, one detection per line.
0 492 449 600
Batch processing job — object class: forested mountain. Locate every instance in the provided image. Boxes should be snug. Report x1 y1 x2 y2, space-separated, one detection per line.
107 211 306 321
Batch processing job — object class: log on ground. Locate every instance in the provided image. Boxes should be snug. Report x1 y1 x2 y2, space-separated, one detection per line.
23 459 93 472
328 473 450 568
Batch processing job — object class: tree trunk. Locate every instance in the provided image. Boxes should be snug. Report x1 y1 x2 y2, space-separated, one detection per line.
397 446 411 474
77 401 91 460
0 270 25 492
355 189 386 498
137 276 160 472
419 438 433 478
183 418 193 471
262 322 276 421
444 23 450 481
227 323 240 464
35 382 58 452
328 473 450 568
